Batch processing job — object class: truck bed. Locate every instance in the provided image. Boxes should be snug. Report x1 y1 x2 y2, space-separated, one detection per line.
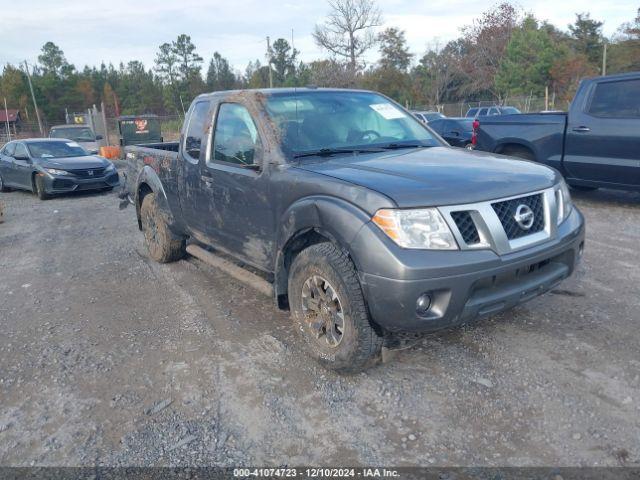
124 142 180 203
475 113 567 168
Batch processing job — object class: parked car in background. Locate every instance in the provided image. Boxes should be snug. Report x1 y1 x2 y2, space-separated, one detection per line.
49 124 103 154
466 106 521 118
0 139 119 199
117 114 163 147
428 118 475 149
121 87 584 373
412 111 445 123
474 72 640 192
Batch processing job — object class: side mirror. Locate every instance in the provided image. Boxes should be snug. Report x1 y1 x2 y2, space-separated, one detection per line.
95 135 103 140
13 154 30 161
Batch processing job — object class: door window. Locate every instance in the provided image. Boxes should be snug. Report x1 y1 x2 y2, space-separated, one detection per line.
211 103 262 166
13 143 28 159
184 101 211 162
478 108 488 116
2 143 15 156
588 79 640 118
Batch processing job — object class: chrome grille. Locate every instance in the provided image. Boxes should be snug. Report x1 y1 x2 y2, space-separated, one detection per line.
492 194 544 240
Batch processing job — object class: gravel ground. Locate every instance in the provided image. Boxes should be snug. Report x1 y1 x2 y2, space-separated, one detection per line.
0 185 639 467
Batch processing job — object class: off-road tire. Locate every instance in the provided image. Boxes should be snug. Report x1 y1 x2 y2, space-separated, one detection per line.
140 193 185 263
288 242 383 374
34 175 50 200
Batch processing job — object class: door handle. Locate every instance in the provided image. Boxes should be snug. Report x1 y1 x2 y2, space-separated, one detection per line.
572 126 591 132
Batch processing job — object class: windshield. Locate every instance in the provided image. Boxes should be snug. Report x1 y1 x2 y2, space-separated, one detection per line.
27 141 89 158
50 127 96 142
264 91 441 158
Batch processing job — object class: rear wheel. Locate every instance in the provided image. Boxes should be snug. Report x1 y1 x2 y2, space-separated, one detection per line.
288 242 383 374
500 146 535 161
34 175 50 200
140 192 185 263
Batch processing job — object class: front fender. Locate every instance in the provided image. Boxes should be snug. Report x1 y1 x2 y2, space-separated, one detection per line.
274 195 372 299
135 165 175 230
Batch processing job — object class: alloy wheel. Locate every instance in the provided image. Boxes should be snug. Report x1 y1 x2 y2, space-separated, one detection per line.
301 275 345 347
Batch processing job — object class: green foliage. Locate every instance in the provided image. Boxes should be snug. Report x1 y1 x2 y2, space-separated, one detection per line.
378 28 413 71
206 52 237 91
270 39 299 86
495 16 562 97
2 4 640 124
568 13 604 65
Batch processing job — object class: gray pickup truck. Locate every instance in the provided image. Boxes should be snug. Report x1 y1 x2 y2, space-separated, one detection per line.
122 88 585 373
474 72 640 191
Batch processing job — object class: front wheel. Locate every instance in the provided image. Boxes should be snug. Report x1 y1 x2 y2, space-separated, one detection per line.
34 175 50 200
140 193 186 263
288 243 383 374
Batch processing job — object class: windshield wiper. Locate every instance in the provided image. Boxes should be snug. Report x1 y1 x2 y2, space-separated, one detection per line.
293 147 383 159
380 143 429 150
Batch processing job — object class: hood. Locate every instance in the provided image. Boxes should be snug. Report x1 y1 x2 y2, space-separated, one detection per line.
294 147 559 208
38 155 111 170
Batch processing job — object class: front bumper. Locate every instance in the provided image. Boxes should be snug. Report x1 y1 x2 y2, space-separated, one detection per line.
354 207 585 333
42 171 120 193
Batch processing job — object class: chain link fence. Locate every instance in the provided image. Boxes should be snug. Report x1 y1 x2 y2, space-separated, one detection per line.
2 95 571 149
414 95 569 117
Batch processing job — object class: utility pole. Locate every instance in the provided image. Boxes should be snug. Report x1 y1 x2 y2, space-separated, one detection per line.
266 36 273 88
602 41 608 76
101 101 110 147
3 97 12 141
23 61 43 136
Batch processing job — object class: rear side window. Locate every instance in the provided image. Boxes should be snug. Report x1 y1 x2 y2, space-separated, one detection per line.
184 101 211 161
211 103 262 166
588 79 640 118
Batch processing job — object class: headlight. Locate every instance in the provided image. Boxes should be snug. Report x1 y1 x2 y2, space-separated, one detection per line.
105 163 116 172
556 180 573 225
45 168 69 176
372 208 458 250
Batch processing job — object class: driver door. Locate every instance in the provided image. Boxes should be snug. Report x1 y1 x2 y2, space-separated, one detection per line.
11 143 33 190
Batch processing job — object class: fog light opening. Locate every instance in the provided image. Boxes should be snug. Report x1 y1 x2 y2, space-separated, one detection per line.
416 293 432 316
578 241 585 258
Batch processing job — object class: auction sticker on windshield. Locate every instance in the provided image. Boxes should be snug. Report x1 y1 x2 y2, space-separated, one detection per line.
370 103 405 120
66 142 81 147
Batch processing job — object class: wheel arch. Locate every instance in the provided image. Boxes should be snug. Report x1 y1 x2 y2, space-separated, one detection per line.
134 165 174 231
273 196 372 310
494 141 537 160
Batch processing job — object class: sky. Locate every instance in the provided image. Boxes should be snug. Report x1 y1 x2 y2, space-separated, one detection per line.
0 0 637 74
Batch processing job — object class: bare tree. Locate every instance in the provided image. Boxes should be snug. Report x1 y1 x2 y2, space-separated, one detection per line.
459 2 521 99
313 0 382 71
